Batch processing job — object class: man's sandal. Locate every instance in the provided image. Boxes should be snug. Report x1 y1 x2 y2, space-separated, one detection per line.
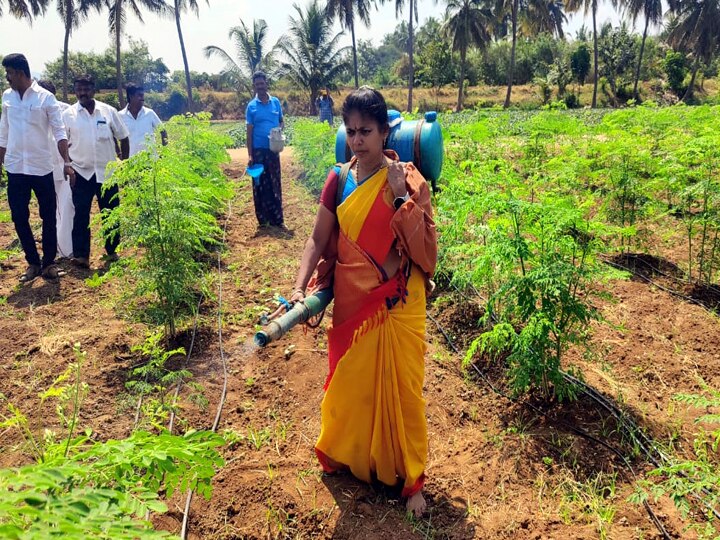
18 265 41 283
41 265 66 280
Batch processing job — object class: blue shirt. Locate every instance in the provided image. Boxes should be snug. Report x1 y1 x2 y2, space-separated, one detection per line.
246 94 283 150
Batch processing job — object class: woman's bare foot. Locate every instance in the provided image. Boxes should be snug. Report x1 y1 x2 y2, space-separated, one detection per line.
406 491 427 518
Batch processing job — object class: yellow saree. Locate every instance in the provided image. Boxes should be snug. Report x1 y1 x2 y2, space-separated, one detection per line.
314 161 433 497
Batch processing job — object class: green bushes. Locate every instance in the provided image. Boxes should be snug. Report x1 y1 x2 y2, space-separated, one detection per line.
291 118 338 195
0 344 224 538
104 113 232 336
438 105 720 399
0 430 224 539
631 381 720 538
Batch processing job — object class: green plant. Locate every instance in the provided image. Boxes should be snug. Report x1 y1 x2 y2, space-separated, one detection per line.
0 430 224 539
291 118 338 195
464 195 605 400
247 425 272 450
1 344 88 462
0 342 225 538
557 471 618 540
662 50 688 97
630 381 720 538
125 331 189 430
103 113 232 336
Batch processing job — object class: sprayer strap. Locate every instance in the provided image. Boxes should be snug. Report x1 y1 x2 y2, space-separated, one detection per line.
335 161 354 209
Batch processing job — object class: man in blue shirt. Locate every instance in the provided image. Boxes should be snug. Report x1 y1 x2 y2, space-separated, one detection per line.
246 72 284 228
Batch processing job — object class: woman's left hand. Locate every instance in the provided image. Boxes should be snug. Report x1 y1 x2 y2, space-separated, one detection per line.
387 161 407 198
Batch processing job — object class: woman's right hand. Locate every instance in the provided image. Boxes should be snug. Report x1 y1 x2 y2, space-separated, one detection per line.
289 289 306 304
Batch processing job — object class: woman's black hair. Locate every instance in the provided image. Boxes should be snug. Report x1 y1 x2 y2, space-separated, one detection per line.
342 86 388 132
2 53 31 79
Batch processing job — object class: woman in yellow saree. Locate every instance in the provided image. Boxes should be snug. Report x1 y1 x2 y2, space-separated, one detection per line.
290 87 437 517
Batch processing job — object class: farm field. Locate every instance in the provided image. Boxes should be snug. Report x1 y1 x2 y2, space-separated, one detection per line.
1 108 719 539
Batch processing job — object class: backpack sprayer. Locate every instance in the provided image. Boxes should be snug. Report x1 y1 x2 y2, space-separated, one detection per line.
254 110 444 348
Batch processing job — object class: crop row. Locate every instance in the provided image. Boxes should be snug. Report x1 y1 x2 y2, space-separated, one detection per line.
0 114 234 538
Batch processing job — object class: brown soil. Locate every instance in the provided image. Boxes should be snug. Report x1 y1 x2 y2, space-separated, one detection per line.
1 150 718 539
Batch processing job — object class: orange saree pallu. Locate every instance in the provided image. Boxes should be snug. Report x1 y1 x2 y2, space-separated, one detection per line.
314 166 428 497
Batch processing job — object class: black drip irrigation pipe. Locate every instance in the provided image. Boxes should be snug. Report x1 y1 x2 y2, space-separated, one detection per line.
168 295 204 435
561 372 720 523
445 264 720 520
601 256 718 317
179 201 233 540
425 312 672 540
612 252 720 297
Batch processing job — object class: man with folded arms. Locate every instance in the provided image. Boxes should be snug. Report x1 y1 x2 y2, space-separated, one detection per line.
0 53 74 282
63 74 129 268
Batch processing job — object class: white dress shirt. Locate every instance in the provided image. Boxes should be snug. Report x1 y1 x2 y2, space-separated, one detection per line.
62 100 129 184
0 81 67 176
119 105 163 157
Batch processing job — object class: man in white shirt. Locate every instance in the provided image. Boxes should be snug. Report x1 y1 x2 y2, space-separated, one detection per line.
38 79 74 259
0 54 74 282
118 83 166 156
62 74 129 268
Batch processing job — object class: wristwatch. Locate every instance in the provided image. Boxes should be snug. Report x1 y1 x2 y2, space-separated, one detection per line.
393 192 410 210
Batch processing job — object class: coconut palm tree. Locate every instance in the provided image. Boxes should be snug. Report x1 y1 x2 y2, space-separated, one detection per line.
277 0 350 114
565 0 599 107
519 0 566 38
666 0 720 102
204 19 276 95
326 0 377 88
57 0 101 101
0 0 47 19
105 0 168 108
498 0 567 108
442 0 492 111
172 0 206 112
379 0 419 112
622 0 662 100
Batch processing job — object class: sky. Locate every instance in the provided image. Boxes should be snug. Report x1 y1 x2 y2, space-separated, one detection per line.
0 0 627 77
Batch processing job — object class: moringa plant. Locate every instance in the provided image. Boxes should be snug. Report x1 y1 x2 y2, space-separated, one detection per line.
0 343 225 538
464 194 606 400
630 380 720 539
103 113 233 336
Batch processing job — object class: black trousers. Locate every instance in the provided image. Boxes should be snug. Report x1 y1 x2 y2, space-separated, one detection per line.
71 172 119 259
7 172 57 268
251 148 283 226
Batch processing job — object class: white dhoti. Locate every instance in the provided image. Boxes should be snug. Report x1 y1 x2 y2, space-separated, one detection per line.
54 179 74 258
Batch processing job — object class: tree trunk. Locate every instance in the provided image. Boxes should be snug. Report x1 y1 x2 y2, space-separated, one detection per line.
62 1 72 102
407 0 414 112
682 56 700 102
457 46 466 111
503 0 518 109
632 16 649 102
591 4 598 108
175 1 194 113
351 19 359 88
310 88 318 115
115 1 124 109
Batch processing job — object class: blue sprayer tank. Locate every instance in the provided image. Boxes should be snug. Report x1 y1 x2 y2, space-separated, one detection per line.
335 110 444 186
